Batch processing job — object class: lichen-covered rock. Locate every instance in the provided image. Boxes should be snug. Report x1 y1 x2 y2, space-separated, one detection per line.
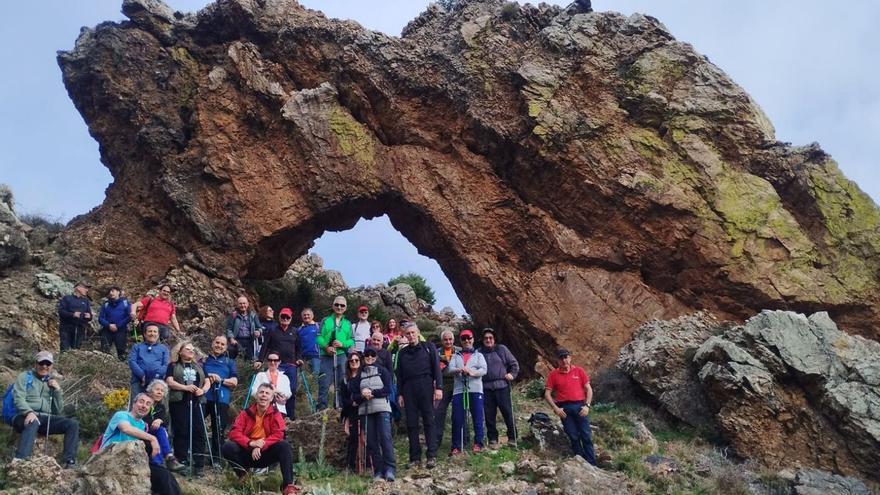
693 310 880 483
76 440 152 495
556 456 633 495
34 272 73 299
4 455 74 495
382 284 421 317
0 184 30 269
792 469 873 495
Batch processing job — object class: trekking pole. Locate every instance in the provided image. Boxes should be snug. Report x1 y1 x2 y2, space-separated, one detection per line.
198 401 216 469
45 389 54 455
188 397 194 478
213 383 222 466
243 373 257 410
333 352 340 410
364 413 371 475
509 386 518 450
356 416 364 474
300 369 316 413
462 374 469 453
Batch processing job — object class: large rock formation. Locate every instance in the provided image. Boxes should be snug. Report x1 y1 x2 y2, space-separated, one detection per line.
47 0 880 371
620 310 880 483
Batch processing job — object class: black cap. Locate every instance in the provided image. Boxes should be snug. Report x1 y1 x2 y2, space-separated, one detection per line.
482 327 496 338
363 348 378 357
556 348 571 359
75 280 93 288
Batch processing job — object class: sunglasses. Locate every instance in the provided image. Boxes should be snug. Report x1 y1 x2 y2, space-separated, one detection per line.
279 315 292 319
267 358 280 362
461 336 473 340
349 358 360 363
38 361 53 366
333 303 346 308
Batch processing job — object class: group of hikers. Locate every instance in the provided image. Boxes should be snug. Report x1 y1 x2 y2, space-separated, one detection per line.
3 281 597 494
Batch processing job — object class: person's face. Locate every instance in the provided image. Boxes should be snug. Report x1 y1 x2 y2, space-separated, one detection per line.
370 334 384 348
442 334 454 349
460 334 473 348
236 297 249 312
180 345 195 362
133 395 154 418
35 359 53 378
333 299 346 315
405 327 418 344
158 286 172 300
144 327 160 343
108 288 120 300
267 354 280 368
149 387 165 402
279 312 292 326
265 307 274 319
358 308 369 320
75 285 89 297
559 355 572 368
371 322 382 333
212 337 227 355
364 353 377 366
387 319 397 330
482 334 495 349
301 310 313 323
256 387 273 407
348 355 360 370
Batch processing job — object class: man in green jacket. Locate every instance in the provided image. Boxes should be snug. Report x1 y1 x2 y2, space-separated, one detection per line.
11 351 80 467
316 296 354 410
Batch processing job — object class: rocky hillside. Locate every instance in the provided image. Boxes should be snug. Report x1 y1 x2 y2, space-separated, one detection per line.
34 0 878 376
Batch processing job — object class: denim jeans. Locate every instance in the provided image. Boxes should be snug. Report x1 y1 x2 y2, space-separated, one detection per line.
559 403 596 465
318 355 344 410
13 413 80 462
451 392 484 450
279 362 298 418
303 357 321 375
365 412 396 476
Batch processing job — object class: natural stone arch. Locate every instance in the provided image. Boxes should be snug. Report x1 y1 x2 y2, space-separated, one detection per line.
55 0 880 372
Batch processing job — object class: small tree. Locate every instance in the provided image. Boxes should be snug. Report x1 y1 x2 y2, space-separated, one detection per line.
388 272 437 305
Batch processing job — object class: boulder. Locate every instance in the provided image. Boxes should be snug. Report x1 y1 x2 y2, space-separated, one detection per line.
791 469 873 495
4 455 73 495
617 312 721 428
526 411 571 456
0 184 30 269
286 253 348 296
556 456 632 495
76 441 152 495
33 273 73 299
381 283 421 317
693 310 880 482
285 408 347 467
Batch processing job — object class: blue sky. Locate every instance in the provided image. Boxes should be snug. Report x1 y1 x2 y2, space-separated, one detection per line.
1 1 878 315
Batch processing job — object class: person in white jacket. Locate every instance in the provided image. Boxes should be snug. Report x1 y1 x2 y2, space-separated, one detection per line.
445 329 487 455
252 351 292 416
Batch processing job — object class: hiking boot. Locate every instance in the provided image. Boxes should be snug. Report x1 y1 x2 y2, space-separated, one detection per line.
405 460 421 470
472 444 483 453
425 458 436 469
373 474 385 482
449 448 461 456
64 459 76 469
254 467 270 475
166 456 186 473
283 484 301 495
488 440 500 450
384 469 396 482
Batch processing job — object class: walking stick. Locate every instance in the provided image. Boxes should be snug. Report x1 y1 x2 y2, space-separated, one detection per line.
333 352 340 410
243 373 257 410
300 369 316 413
213 383 222 466
462 374 470 453
509 386 518 450
45 389 54 455
187 398 194 478
198 401 216 469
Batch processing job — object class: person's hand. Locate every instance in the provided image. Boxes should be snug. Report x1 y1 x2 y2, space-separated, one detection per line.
343 418 350 435
361 388 373 400
250 439 265 449
24 412 39 425
326 346 336 355
579 405 590 417
151 419 162 430
253 361 262 370
149 435 160 456
252 447 262 461
274 393 287 404
433 389 442 401
47 379 60 390
109 324 118 332
209 373 223 383
504 373 514 382
554 407 567 419
83 312 92 321
254 330 261 338
73 311 81 318
295 359 303 367
230 338 238 346
398 395 404 408
194 387 205 397
331 340 341 348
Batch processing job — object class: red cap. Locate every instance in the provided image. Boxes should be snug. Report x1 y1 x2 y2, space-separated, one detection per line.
358 305 369 312
279 308 293 317
460 329 473 338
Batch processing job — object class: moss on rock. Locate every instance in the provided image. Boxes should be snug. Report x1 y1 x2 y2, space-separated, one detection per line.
328 106 375 167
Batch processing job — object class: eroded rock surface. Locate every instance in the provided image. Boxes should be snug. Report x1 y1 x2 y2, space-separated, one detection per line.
42 0 880 371
0 184 30 270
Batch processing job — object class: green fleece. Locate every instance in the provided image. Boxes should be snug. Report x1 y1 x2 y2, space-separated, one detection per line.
12 370 63 416
316 315 354 357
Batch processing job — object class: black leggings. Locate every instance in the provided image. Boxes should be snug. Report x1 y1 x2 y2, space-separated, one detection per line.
169 399 207 468
221 440 294 487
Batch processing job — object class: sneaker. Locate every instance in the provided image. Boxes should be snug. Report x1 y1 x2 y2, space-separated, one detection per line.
373 474 385 482
472 444 482 453
449 448 461 456
488 440 500 450
425 458 436 469
384 469 396 482
254 467 270 475
283 485 301 495
166 457 186 473
64 459 76 469
405 460 421 470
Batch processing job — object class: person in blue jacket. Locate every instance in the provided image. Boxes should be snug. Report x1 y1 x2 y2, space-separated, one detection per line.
57 280 93 351
202 335 238 464
129 324 170 400
98 286 132 360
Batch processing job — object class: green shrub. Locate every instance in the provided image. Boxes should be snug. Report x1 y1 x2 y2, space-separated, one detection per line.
522 378 546 400
415 317 439 340
388 272 436 305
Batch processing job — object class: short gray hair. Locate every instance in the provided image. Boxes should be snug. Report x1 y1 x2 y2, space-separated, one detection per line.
146 379 168 395
440 329 454 339
257 382 275 392
133 392 153 405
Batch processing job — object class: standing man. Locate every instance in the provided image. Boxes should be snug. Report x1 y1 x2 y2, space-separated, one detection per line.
98 285 132 360
255 307 302 418
131 285 181 341
544 348 596 465
222 383 299 494
351 306 372 353
129 324 171 399
226 296 263 361
10 351 80 467
367 332 393 372
480 327 519 449
434 329 459 448
316 296 354 410
297 308 321 374
395 321 442 469
57 280 92 351
202 335 238 464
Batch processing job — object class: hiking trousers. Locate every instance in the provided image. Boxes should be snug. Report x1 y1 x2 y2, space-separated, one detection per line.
401 376 438 462
222 440 294 487
59 323 85 351
13 413 80 462
451 392 484 451
484 385 515 444
169 399 207 469
560 402 596 465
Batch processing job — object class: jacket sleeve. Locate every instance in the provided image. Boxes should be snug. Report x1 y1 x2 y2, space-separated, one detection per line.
98 303 110 327
227 411 251 448
120 301 132 327
252 313 264 331
129 346 145 381
57 296 75 319
12 372 33 415
316 318 330 349
447 354 461 374
225 314 235 339
430 344 442 390
349 374 363 405
502 346 520 379
257 331 271 362
338 321 354 350
262 411 285 449
278 374 291 400
472 353 488 377
374 367 392 399
51 387 63 414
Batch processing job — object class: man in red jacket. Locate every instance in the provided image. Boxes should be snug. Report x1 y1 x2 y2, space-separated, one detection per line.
222 383 299 494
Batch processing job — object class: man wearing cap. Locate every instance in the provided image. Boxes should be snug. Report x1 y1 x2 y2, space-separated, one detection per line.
57 280 93 351
98 285 132 360
351 306 372 353
544 348 596 465
395 321 442 469
256 307 303 417
317 296 354 410
10 351 80 467
480 327 519 449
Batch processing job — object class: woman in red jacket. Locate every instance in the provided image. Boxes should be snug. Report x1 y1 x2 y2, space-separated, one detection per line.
222 383 299 494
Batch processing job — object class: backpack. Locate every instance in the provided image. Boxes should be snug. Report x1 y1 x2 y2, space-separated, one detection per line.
2 372 34 424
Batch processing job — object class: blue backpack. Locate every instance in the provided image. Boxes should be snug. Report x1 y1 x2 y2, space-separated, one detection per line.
2 372 34 424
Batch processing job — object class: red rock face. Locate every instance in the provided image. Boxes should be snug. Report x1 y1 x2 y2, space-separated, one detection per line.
56 0 880 372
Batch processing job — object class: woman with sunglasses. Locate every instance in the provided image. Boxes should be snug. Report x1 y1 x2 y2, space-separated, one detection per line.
165 341 211 476
252 352 293 417
316 296 354 410
339 350 362 472
352 347 396 481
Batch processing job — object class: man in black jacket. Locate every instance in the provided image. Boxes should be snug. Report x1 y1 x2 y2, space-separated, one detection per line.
395 321 442 469
254 307 302 417
480 328 520 449
57 281 93 351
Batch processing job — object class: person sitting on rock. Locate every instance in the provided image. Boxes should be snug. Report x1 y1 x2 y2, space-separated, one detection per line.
447 329 487 455
129 324 170 400
98 392 181 495
57 280 93 351
544 348 596 465
144 379 185 472
10 351 80 468
222 382 299 495
131 284 181 342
